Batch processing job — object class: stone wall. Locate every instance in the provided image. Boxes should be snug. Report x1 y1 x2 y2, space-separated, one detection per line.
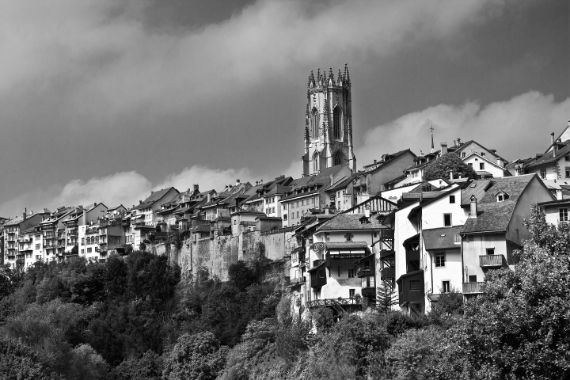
153 228 298 282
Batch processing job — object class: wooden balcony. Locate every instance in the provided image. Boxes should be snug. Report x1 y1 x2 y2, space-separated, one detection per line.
307 297 362 309
356 267 372 278
463 282 485 295
381 267 395 280
479 255 505 269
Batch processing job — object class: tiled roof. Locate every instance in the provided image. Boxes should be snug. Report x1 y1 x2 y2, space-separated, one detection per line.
362 149 415 173
525 141 570 169
325 174 358 192
134 188 178 210
461 201 516 234
317 213 388 232
281 165 348 201
423 226 462 250
460 174 536 206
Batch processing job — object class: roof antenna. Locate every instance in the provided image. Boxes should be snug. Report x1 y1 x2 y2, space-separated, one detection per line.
429 121 435 153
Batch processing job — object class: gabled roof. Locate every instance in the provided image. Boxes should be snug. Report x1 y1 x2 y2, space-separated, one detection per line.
461 201 516 234
324 173 358 193
362 149 416 173
454 139 509 163
525 141 570 170
281 165 348 201
134 187 178 210
316 213 389 232
423 226 462 250
460 174 536 206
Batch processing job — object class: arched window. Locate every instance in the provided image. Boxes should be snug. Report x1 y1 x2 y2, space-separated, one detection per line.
333 151 343 166
313 153 319 172
333 106 341 140
311 108 319 138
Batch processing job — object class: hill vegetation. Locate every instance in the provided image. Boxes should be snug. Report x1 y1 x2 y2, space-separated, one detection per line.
0 207 568 379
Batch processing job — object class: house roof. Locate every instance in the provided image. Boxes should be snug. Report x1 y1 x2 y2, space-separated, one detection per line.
362 149 415 173
454 140 509 163
316 213 388 232
423 226 462 250
460 174 536 206
134 187 178 210
324 173 358 192
461 201 516 234
538 199 570 208
325 241 369 250
525 141 570 170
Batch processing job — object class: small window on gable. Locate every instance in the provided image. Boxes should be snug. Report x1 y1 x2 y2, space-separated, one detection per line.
496 192 509 202
481 152 485 157
449 195 456 204
461 152 466 158
443 213 452 227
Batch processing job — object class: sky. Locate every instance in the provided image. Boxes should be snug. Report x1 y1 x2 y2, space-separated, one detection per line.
0 0 568 217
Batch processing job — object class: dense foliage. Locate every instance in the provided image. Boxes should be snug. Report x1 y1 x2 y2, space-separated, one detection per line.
424 152 477 180
0 208 567 379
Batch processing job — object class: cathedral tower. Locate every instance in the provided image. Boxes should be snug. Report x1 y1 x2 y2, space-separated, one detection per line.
302 64 355 176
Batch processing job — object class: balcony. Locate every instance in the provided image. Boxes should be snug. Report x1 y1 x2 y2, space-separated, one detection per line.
380 249 395 259
362 287 376 299
356 267 372 278
307 297 362 309
463 282 485 295
479 255 505 269
381 267 395 280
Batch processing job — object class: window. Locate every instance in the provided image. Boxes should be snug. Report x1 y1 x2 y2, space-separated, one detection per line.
566 167 570 178
496 192 509 202
344 232 353 242
442 281 450 293
443 213 452 227
81 238 85 245
479 163 485 170
81 249 85 254
560 208 569 222
87 247 92 253
349 289 355 298
461 152 466 158
333 151 343 166
540 168 546 179
486 248 495 255
35 244 40 250
449 195 455 204
435 253 445 267
468 163 473 168
454 234 461 244
348 269 355 278
333 106 341 140
481 152 486 157
468 275 477 283
311 107 319 137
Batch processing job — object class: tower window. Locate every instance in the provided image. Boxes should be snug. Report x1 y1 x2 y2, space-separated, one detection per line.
311 108 319 137
333 151 343 166
333 106 341 139
313 154 319 172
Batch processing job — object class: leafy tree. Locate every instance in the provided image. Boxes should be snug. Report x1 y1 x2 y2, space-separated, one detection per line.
162 332 228 380
444 206 570 378
112 350 163 380
68 344 110 380
229 261 258 291
0 336 52 379
424 152 477 180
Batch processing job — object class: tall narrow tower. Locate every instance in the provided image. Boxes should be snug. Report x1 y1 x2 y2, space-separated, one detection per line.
302 64 355 176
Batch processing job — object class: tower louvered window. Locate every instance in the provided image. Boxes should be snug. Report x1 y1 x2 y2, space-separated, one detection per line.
333 106 341 139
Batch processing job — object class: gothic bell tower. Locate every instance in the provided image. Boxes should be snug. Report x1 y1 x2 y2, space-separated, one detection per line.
302 64 355 176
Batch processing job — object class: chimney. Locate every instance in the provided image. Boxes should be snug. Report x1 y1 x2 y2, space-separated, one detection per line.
457 138 461 145
551 132 556 157
236 179 241 186
207 193 212 203
23 208 27 221
496 158 504 168
449 170 454 180
469 196 477 218
193 184 199 194
441 143 448 154
364 209 370 218
82 209 87 226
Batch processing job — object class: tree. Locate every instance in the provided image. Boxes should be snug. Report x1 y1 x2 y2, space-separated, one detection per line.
0 336 52 379
376 279 398 313
424 152 477 180
445 206 570 378
112 350 163 380
162 332 228 380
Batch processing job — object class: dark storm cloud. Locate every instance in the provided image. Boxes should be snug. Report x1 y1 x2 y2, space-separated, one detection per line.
0 0 567 216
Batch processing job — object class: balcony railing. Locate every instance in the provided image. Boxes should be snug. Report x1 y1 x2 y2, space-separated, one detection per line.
463 282 485 294
307 297 362 308
479 255 505 269
356 267 372 278
381 267 395 280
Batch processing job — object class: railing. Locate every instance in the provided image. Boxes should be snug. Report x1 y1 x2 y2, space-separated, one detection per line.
479 255 504 268
380 249 395 259
289 277 306 285
381 267 395 280
307 297 362 308
463 282 485 294
356 267 372 278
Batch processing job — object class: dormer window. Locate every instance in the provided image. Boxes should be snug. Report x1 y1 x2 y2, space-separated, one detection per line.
496 192 509 202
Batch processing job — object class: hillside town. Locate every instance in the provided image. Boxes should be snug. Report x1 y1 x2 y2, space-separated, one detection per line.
1 66 569 317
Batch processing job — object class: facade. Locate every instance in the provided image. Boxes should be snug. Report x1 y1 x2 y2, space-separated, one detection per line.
281 165 352 227
538 199 570 226
302 65 355 176
3 211 49 269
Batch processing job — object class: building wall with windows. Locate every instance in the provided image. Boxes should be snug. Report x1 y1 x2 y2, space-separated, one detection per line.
540 199 570 226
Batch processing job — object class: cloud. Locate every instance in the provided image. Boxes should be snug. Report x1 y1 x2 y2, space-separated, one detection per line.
157 165 253 193
0 165 254 216
0 0 507 120
356 91 570 166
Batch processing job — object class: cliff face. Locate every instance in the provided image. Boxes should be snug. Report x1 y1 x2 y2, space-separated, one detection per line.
153 229 298 282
